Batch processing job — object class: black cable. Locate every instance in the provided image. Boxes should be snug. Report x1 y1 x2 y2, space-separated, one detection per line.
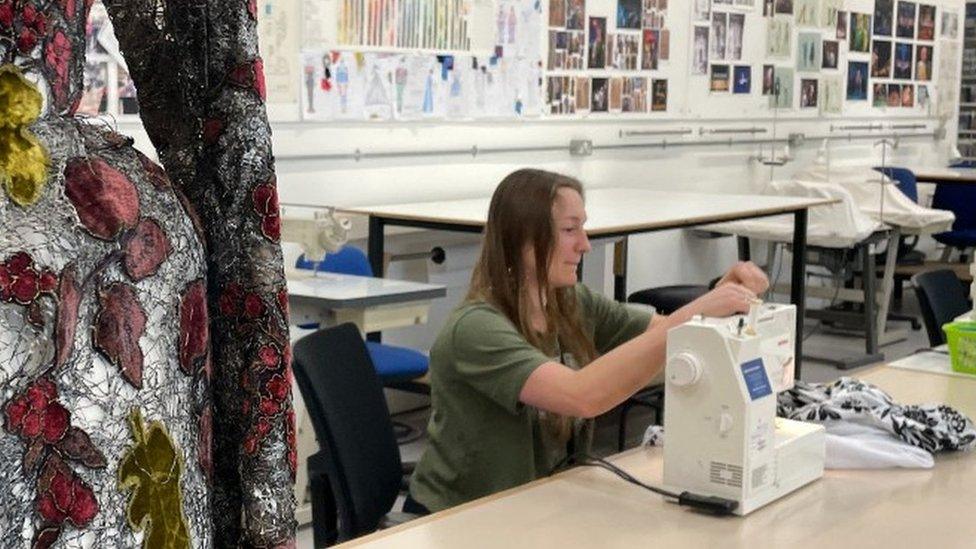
549 452 739 516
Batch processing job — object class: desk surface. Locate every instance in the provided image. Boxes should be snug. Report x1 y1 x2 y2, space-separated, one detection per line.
342 188 836 236
341 366 976 549
286 272 446 308
912 167 976 184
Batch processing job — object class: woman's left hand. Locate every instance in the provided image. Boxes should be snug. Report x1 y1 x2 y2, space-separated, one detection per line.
716 261 769 295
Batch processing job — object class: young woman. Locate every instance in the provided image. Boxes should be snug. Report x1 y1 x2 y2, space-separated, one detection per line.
406 169 769 514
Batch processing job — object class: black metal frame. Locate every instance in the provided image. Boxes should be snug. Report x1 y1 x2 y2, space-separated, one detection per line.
368 208 810 378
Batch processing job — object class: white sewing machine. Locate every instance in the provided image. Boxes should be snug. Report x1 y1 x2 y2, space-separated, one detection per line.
280 207 351 279
663 302 825 516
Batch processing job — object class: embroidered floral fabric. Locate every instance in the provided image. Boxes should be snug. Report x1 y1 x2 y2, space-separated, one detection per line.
2 0 295 547
777 377 976 454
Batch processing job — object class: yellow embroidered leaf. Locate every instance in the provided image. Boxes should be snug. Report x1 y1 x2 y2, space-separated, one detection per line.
118 409 191 549
0 64 49 207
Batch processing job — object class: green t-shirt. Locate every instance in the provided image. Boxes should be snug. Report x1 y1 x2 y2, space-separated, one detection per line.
409 284 653 512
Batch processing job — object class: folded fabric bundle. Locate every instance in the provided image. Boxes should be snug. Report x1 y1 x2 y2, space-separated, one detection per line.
642 377 975 469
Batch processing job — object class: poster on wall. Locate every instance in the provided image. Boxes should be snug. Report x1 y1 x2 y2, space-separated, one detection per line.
896 2 916 39
767 17 791 58
846 61 868 100
821 75 842 113
770 66 794 108
693 26 709 74
849 13 871 52
874 0 894 36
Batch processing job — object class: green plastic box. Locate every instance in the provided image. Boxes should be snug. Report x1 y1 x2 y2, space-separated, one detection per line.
943 321 976 376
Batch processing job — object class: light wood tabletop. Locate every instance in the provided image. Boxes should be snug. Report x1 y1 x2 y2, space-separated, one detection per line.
911 167 976 185
338 366 976 549
341 188 836 237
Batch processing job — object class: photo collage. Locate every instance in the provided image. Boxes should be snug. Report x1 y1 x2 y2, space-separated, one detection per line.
699 2 754 96
546 0 670 115
869 0 937 109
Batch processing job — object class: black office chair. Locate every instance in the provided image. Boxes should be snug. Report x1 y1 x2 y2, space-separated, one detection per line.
911 270 972 347
292 323 419 547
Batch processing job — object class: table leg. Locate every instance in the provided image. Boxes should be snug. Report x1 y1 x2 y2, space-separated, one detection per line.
613 239 628 302
737 236 751 262
367 215 385 343
791 209 807 380
862 243 879 355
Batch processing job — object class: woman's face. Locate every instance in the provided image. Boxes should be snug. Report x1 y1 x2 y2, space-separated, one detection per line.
547 188 591 288
522 187 591 289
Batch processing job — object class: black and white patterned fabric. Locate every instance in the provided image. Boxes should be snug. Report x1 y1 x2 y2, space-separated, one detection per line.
778 377 976 453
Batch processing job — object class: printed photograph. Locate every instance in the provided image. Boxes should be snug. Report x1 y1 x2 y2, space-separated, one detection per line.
901 83 914 107
617 0 642 30
567 0 586 30
711 64 730 92
822 40 839 69
591 77 609 112
874 0 894 36
711 12 728 59
693 26 709 74
893 41 913 79
917 84 930 107
836 10 847 39
733 65 751 94
588 17 607 69
764 0 774 17
915 44 933 80
849 12 871 52
917 4 936 41
800 78 818 108
694 0 710 22
729 14 744 60
550 0 567 27
771 66 794 108
621 77 647 113
873 83 888 107
762 64 775 95
797 33 821 72
576 76 591 110
611 34 640 70
941 11 959 39
642 29 660 70
776 0 793 15
652 78 668 111
871 40 892 77
887 83 902 106
896 1 916 39
846 61 868 100
609 77 623 110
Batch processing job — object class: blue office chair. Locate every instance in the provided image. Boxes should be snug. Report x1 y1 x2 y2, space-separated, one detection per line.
873 168 926 317
296 245 430 394
931 179 976 263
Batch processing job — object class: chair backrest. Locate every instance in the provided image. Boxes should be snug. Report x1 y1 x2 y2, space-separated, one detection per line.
296 245 373 277
932 185 976 231
292 323 402 541
875 167 918 203
911 270 972 346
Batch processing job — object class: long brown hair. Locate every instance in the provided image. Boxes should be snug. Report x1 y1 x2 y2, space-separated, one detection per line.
466 169 597 440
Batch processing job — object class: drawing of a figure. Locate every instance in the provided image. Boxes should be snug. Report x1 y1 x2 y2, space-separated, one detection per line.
423 69 435 113
395 60 408 113
304 64 316 113
508 6 518 43
336 59 350 113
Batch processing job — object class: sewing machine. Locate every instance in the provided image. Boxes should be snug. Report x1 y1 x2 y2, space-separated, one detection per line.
663 302 825 516
280 207 351 279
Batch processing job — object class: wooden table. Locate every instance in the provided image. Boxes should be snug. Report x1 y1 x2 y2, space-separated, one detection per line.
343 188 835 378
339 366 976 549
911 166 976 185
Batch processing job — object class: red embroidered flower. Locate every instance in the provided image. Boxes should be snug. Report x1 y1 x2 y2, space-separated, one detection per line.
0 3 14 28
4 379 69 444
178 280 209 375
254 58 267 100
252 182 278 215
202 118 224 144
258 345 279 368
93 283 147 388
1 252 58 306
261 214 281 241
243 293 265 319
122 218 172 281
136 152 170 189
59 0 76 20
286 409 297 475
259 398 279 416
218 281 243 316
54 265 80 369
17 28 37 53
277 288 289 316
64 157 141 240
44 29 73 109
264 375 289 402
198 406 213 481
37 458 99 527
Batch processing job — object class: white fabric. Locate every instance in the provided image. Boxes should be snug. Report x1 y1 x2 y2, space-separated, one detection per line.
793 165 955 234
702 179 885 248
640 422 934 469
823 422 934 469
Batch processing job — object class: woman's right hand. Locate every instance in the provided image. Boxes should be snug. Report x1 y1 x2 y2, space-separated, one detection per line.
685 283 757 318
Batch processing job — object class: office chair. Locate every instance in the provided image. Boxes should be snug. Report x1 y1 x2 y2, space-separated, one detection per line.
911 270 972 347
931 184 976 263
292 323 420 547
296 245 430 395
617 280 720 450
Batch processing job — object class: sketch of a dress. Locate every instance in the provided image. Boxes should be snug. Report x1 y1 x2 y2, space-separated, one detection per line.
423 70 434 113
336 60 350 113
